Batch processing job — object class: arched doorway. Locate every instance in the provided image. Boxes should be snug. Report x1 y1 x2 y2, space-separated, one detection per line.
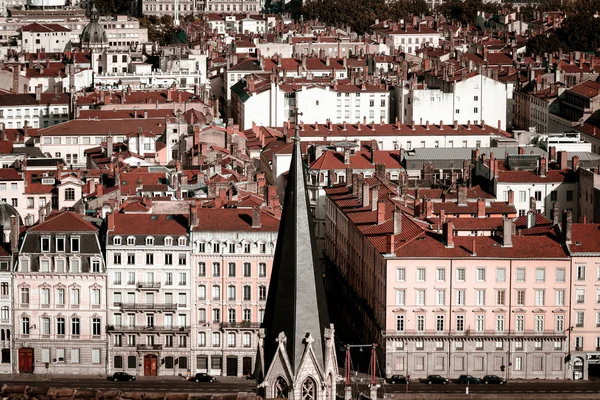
573 357 584 380
143 354 158 376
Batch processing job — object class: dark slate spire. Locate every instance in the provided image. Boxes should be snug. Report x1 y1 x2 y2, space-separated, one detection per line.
261 119 330 375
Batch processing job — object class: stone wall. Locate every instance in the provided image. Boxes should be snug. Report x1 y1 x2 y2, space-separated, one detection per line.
0 385 261 400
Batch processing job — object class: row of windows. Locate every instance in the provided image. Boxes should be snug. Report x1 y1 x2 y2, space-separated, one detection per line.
112 236 187 246
198 284 267 301
114 355 185 369
396 266 580 283
40 348 90 364
21 257 101 273
394 314 566 333
198 307 265 324
197 331 252 347
112 253 187 267
197 241 268 254
112 291 188 305
20 287 100 307
112 271 188 285
21 316 102 336
392 339 565 352
397 288 568 307
198 262 267 277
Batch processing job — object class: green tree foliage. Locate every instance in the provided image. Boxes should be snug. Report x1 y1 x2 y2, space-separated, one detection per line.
94 0 130 15
436 0 502 26
525 32 565 55
301 0 428 34
526 10 600 54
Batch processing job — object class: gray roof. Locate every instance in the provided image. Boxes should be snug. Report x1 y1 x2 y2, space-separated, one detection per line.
27 158 65 167
403 146 547 162
261 124 330 375
0 201 22 230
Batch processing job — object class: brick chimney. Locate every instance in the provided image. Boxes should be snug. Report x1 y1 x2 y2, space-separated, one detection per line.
443 221 454 248
558 151 567 170
386 234 395 255
529 196 536 213
377 199 386 224
107 212 115 231
477 198 486 218
252 207 261 228
507 189 514 206
548 146 557 162
371 186 378 212
572 156 580 171
189 203 199 228
562 209 572 244
538 157 547 177
425 198 433 218
502 218 513 247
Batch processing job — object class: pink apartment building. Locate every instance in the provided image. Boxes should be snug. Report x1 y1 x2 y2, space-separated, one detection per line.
190 206 279 377
324 176 592 380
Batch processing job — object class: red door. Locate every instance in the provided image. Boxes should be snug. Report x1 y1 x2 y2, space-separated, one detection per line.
144 354 157 376
18 348 34 373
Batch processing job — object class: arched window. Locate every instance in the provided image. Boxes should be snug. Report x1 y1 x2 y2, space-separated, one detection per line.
127 355 136 369
146 237 154 246
275 376 289 398
178 237 187 246
114 355 123 369
127 236 135 245
165 356 174 369
113 236 121 245
302 377 316 400
164 236 173 246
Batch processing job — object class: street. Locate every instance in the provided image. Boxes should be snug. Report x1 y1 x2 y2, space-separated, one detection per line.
4 376 600 395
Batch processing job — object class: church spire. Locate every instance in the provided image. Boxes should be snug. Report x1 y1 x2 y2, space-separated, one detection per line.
260 114 331 377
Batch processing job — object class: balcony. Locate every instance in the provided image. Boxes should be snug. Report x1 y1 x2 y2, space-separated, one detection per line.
109 325 190 333
115 302 178 311
220 321 261 330
136 282 161 290
136 344 163 351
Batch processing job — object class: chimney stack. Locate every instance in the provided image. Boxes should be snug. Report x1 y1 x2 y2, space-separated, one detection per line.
189 203 199 228
507 189 514 205
443 221 454 248
252 207 261 228
425 198 433 218
552 202 560 226
377 199 386 224
562 209 572 244
10 215 19 253
477 198 486 218
538 157 547 177
558 151 568 170
572 155 580 171
503 218 513 247
527 211 536 229
457 186 468 206
371 186 379 212
362 183 370 208
386 234 395 255
393 207 402 235
529 196 537 213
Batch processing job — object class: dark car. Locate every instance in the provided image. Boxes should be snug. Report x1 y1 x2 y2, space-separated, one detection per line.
193 373 218 382
386 375 410 384
482 375 506 384
109 372 136 382
425 375 449 384
457 375 480 384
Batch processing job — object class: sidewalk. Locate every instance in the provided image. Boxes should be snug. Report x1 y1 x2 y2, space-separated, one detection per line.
2 374 250 383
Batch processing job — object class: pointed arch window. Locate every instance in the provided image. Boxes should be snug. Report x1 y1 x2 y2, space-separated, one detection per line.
275 376 289 398
302 377 316 400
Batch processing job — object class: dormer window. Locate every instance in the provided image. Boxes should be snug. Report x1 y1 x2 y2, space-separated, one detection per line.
127 236 135 245
41 237 50 253
56 237 65 252
71 237 80 253
113 236 122 245
178 237 186 246
164 237 173 246
146 236 154 246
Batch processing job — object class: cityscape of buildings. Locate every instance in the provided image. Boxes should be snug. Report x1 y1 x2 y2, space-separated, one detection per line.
0 0 599 395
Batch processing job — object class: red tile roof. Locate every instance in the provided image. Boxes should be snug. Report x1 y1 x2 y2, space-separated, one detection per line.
37 118 165 136
569 223 600 253
21 23 71 32
29 211 98 232
497 169 576 183
111 213 188 235
0 168 22 181
192 207 280 231
310 150 403 170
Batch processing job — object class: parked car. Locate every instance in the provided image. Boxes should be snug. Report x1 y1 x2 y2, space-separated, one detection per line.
193 373 218 382
481 375 506 384
425 375 449 384
457 375 480 384
109 372 136 382
386 375 410 384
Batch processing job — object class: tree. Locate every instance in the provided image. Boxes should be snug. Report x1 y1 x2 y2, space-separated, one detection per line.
526 32 565 55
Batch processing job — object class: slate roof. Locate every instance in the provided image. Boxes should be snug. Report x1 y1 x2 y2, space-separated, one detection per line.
262 125 330 376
